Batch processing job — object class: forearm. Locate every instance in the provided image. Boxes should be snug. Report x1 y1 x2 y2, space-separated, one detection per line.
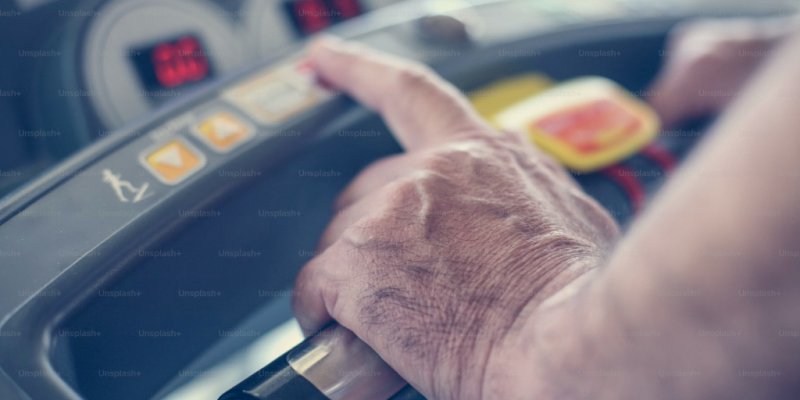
486 30 800 400
603 28 800 396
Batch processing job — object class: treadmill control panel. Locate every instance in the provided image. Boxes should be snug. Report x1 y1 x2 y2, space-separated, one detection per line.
135 58 332 186
0 0 711 198
78 0 398 129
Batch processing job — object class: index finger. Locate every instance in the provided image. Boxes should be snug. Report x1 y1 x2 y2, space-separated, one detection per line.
306 36 490 151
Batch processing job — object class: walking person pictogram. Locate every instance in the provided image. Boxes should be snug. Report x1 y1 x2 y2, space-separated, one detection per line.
102 169 152 203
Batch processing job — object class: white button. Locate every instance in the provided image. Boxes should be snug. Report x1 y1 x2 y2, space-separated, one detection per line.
223 61 332 126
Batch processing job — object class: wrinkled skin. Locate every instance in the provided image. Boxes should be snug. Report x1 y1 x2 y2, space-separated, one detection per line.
292 16 800 399
292 38 618 399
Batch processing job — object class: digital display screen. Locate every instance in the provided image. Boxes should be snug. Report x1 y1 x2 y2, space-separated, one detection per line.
284 0 363 36
130 35 214 92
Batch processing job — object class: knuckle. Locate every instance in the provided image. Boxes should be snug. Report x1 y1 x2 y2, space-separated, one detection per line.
386 178 424 211
340 180 424 247
422 141 489 171
338 223 365 247
478 135 520 159
300 250 347 293
495 129 527 146
420 149 461 174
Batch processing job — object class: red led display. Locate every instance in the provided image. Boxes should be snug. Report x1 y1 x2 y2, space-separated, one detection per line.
131 35 214 93
294 0 331 34
151 36 211 88
287 0 363 35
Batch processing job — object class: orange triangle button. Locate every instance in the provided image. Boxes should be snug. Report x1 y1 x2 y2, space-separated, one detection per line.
192 111 254 153
141 139 206 185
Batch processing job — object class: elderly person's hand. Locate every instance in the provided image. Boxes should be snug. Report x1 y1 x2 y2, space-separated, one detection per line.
292 37 619 400
293 26 800 399
648 17 797 127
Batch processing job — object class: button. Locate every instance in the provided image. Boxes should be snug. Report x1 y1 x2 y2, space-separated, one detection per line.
140 139 206 185
191 111 255 153
494 77 659 172
223 61 331 126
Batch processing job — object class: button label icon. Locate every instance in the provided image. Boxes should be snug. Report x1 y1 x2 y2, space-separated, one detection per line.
140 139 206 185
102 169 152 203
192 111 254 153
